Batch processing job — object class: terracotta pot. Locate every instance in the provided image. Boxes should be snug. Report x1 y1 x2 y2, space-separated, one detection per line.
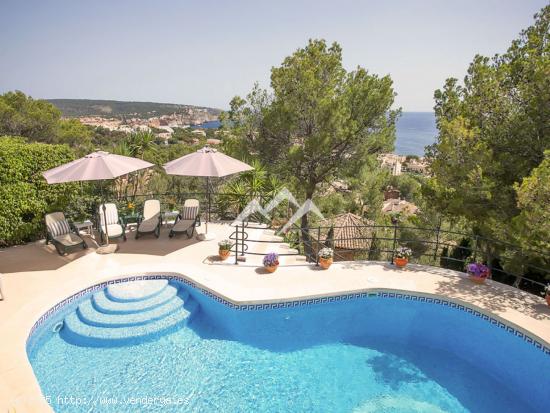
468 274 486 284
265 265 278 273
319 257 333 269
545 294 550 307
219 249 230 261
394 257 408 268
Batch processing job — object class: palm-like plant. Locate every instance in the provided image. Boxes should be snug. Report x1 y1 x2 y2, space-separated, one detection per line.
216 160 283 220
127 130 157 159
111 131 158 199
112 140 132 157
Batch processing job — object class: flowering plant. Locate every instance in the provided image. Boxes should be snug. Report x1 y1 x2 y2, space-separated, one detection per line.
318 247 333 259
166 196 177 210
218 239 233 251
466 262 490 278
127 202 135 211
263 252 279 267
394 246 412 259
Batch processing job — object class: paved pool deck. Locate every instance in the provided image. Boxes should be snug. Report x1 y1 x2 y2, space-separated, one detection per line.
1 223 549 412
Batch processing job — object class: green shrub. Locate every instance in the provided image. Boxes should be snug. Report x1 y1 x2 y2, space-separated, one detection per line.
0 136 78 246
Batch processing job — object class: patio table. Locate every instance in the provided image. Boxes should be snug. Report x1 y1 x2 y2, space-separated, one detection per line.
163 211 180 226
74 220 94 238
122 212 140 224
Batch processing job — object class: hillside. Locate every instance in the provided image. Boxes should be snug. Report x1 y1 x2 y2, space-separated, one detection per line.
47 99 222 119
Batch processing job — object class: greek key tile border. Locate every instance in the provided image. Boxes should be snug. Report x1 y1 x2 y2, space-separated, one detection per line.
376 291 550 356
27 275 550 356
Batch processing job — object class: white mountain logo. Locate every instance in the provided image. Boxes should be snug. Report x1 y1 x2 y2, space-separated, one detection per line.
232 187 324 234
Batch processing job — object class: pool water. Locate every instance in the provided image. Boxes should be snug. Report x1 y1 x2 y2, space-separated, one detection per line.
28 281 550 413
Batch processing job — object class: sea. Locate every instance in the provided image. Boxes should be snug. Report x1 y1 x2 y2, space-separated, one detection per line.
393 112 437 156
195 112 437 157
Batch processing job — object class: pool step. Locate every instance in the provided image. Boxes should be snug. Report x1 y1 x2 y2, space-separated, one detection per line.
78 294 186 328
61 280 198 347
92 284 182 315
105 279 168 302
62 300 197 347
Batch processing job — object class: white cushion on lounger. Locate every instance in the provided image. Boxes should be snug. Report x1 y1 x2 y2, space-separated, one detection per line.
143 200 160 220
101 224 123 238
181 204 199 220
45 212 71 237
98 203 119 226
173 219 195 232
138 214 160 232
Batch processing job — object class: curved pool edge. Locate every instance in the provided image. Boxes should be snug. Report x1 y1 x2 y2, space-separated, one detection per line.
2 263 550 413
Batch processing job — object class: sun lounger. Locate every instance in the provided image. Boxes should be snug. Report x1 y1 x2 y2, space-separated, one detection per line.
45 212 88 255
136 200 162 239
169 199 200 238
98 203 127 242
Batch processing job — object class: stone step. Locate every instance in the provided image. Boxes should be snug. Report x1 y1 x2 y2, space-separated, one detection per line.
92 284 183 315
262 232 284 242
62 299 198 347
105 279 168 302
77 293 186 328
279 245 300 254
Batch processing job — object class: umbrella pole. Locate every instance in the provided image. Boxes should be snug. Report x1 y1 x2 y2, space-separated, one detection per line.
198 176 215 240
97 181 117 254
101 181 110 246
206 177 210 235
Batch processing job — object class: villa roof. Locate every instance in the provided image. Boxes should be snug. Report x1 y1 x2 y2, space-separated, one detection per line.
318 212 374 250
381 199 419 215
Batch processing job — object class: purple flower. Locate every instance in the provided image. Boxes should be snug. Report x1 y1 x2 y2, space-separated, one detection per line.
467 262 490 278
263 252 279 267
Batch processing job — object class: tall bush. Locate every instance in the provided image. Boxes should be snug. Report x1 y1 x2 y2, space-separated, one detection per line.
0 136 78 246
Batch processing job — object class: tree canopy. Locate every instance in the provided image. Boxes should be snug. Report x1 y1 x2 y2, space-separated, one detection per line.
514 150 550 252
424 5 550 247
223 39 398 200
0 91 61 142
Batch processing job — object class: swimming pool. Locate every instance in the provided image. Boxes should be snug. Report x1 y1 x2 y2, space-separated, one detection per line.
27 277 550 412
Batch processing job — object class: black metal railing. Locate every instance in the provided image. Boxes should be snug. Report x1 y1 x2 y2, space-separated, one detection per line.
229 221 550 297
65 191 550 297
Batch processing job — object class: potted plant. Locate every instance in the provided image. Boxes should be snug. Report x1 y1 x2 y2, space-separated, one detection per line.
263 252 279 273
166 196 177 212
394 246 412 268
541 284 550 307
218 239 232 261
318 247 334 269
466 262 490 284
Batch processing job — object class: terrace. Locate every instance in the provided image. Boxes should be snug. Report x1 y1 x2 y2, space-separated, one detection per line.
1 206 550 411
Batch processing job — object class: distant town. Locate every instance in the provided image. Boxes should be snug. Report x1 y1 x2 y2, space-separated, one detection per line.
78 108 219 142
378 153 429 176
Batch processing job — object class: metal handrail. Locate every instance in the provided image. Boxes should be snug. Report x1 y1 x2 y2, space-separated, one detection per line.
227 221 550 297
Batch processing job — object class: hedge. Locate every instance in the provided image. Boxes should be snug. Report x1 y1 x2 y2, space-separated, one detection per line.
0 136 78 246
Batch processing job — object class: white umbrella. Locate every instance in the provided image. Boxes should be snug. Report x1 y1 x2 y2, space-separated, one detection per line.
163 146 253 240
43 151 154 253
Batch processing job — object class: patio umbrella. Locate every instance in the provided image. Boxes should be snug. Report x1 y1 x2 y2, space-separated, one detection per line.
42 151 154 253
163 146 253 240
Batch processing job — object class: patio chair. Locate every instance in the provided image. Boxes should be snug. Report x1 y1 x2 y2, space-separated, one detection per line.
169 199 201 238
136 199 162 239
98 203 127 243
45 212 88 255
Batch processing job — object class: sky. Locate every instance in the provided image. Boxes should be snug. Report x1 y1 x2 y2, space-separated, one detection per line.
0 0 547 111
